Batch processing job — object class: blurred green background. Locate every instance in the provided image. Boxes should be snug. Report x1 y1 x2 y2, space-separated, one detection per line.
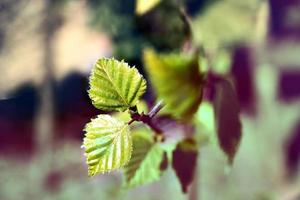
0 0 300 199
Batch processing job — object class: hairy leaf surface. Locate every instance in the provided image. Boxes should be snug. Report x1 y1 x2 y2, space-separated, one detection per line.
83 115 132 176
144 49 203 120
89 58 146 111
124 130 165 188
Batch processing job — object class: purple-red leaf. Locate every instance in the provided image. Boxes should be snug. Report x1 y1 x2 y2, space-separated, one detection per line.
172 138 198 193
285 120 300 179
160 152 168 171
213 78 242 164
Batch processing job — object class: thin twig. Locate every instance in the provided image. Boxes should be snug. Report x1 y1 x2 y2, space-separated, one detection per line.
127 100 165 136
128 118 135 125
148 100 164 118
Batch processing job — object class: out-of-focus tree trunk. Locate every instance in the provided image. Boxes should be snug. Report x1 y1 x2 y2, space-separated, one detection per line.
34 0 58 155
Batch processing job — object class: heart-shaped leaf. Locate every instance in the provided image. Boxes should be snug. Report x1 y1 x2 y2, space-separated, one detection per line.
89 58 147 112
83 114 132 176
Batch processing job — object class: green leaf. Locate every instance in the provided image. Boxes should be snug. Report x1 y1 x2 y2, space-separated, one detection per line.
143 49 203 120
135 0 162 15
89 58 147 112
83 114 132 176
195 101 215 146
124 130 165 188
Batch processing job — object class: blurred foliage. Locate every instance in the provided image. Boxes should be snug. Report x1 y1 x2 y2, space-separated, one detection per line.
0 142 125 200
87 0 143 60
143 49 203 120
136 0 190 51
213 78 242 163
210 50 232 75
194 101 216 145
135 0 162 15
86 0 191 60
124 129 165 188
172 138 198 193
191 0 263 50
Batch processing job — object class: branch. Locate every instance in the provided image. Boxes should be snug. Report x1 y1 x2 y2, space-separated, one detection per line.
148 100 164 118
128 101 165 137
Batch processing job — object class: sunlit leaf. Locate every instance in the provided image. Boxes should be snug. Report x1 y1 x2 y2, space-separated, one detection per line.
211 50 232 75
124 130 165 188
89 58 147 112
172 138 198 193
143 49 203 121
135 0 162 15
160 138 178 163
196 101 215 133
83 115 132 176
213 79 242 164
195 101 215 145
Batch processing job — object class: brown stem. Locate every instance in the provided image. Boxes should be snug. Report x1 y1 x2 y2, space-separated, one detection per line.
127 101 164 136
140 114 162 135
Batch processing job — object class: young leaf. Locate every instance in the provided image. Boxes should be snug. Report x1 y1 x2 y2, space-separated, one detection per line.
172 138 198 193
89 58 147 112
143 49 203 121
213 79 242 164
124 130 165 188
83 114 132 176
